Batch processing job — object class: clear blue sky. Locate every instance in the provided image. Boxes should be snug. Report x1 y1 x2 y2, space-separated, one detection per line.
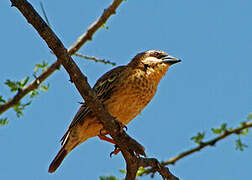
1 0 252 179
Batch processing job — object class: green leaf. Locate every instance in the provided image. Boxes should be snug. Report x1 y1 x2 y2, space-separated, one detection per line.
136 167 146 177
0 96 6 104
235 138 248 151
101 23 109 30
190 132 205 144
20 76 30 88
119 169 127 174
240 121 246 127
0 117 8 126
220 123 227 131
240 128 249 135
99 175 118 180
5 79 19 92
39 83 50 91
211 128 221 134
12 101 32 118
30 90 40 98
211 123 227 135
34 60 49 76
247 113 252 121
5 77 30 92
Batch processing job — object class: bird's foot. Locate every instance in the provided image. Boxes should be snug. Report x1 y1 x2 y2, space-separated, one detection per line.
98 135 115 144
110 145 120 157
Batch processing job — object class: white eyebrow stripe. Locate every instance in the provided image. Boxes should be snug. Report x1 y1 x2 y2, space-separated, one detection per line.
142 57 162 64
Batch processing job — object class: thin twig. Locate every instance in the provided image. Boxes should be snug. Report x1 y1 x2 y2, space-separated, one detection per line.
140 121 252 176
74 53 116 66
0 0 123 115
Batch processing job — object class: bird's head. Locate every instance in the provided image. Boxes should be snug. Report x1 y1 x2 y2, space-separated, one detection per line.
128 50 181 80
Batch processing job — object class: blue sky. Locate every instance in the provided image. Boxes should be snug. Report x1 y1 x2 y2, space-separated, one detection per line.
1 0 252 179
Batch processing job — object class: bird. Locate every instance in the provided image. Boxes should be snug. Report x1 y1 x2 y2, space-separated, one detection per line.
48 50 181 173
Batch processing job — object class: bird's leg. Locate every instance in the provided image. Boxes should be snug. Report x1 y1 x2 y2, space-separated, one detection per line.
98 134 115 144
98 121 128 156
110 145 120 157
98 129 121 156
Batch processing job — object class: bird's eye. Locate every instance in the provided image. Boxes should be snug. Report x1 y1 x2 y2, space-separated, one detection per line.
154 52 160 57
152 52 165 59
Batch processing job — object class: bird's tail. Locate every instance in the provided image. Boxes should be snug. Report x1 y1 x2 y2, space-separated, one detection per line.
48 147 68 173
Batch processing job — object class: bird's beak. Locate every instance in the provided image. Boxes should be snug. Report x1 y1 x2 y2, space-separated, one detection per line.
162 55 181 65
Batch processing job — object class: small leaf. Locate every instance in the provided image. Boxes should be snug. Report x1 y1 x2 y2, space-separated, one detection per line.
30 90 39 98
5 79 19 92
101 23 109 30
220 123 227 131
12 101 32 118
211 128 221 134
20 76 30 87
13 102 23 118
0 96 6 104
99 176 118 180
240 121 246 127
190 132 205 144
119 169 127 174
240 128 249 135
211 123 227 135
235 138 248 151
34 60 49 75
136 167 146 177
247 113 252 121
0 117 9 126
5 77 30 92
39 83 50 91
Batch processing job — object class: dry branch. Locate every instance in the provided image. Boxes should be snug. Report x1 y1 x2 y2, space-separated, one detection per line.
0 0 123 115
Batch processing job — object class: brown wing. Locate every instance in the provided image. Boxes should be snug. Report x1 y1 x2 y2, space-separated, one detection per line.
60 65 126 144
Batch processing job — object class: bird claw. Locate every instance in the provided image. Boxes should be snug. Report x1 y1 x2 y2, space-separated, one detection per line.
123 125 128 131
110 145 120 157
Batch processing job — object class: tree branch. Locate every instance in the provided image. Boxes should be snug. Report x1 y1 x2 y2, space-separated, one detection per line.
74 53 116 66
140 121 252 177
0 61 60 115
9 0 178 179
138 158 179 180
0 0 123 115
